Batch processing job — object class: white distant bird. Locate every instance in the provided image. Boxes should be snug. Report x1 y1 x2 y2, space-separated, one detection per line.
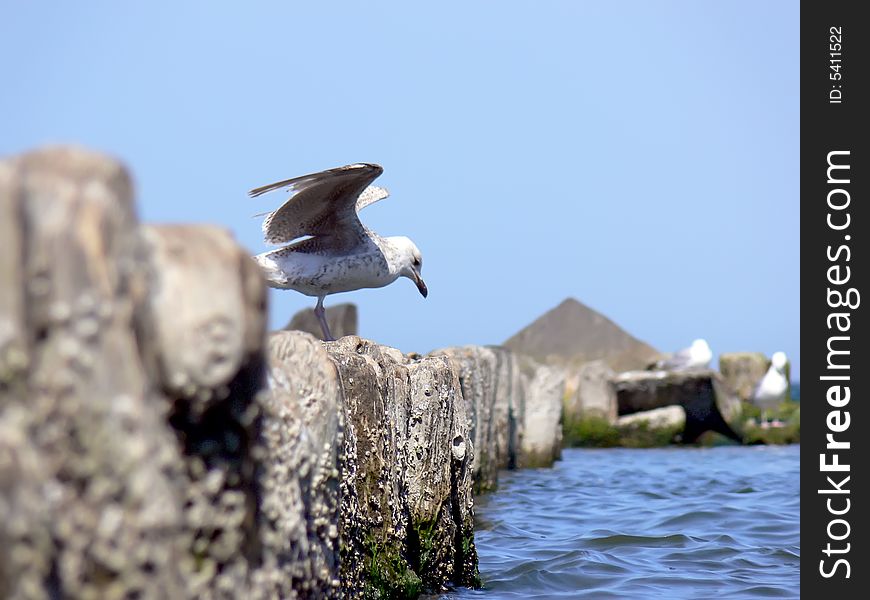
651 338 713 371
752 351 789 415
249 163 427 341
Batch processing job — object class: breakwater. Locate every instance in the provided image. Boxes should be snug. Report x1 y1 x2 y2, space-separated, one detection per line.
0 147 744 599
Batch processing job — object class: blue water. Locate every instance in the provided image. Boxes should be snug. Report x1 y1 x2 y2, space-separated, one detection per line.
447 445 799 599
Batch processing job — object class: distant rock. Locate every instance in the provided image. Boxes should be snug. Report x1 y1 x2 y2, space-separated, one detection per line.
517 359 565 468
617 405 686 430
284 302 357 340
503 298 659 371
719 352 768 402
612 369 742 443
615 405 687 446
563 360 618 424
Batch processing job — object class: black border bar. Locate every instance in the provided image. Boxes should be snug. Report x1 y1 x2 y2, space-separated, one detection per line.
802 1 868 596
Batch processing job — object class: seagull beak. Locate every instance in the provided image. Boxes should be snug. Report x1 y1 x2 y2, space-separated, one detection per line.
412 268 428 298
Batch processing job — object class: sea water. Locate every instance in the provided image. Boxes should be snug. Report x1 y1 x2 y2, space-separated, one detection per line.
446 445 799 599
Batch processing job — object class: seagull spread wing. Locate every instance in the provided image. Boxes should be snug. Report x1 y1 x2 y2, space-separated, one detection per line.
249 163 384 247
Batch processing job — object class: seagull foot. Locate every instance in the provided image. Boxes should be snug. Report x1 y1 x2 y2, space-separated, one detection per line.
314 296 335 341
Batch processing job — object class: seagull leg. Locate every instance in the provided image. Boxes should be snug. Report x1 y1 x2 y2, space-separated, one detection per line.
314 296 334 341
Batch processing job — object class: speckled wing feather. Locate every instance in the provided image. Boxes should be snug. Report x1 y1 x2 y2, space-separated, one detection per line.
356 185 389 211
249 163 383 247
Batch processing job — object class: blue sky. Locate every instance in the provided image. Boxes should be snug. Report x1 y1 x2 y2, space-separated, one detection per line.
1 1 800 378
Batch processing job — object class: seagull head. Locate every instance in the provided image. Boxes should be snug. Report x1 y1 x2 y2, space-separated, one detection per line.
388 236 428 298
771 351 788 372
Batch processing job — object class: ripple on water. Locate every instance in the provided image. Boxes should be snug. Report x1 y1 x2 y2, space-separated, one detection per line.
445 445 799 600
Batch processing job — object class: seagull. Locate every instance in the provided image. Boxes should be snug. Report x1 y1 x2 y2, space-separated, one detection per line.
752 351 789 417
649 338 713 371
249 163 427 341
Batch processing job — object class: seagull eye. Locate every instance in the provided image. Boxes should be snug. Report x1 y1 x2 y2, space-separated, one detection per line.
413 258 421 267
